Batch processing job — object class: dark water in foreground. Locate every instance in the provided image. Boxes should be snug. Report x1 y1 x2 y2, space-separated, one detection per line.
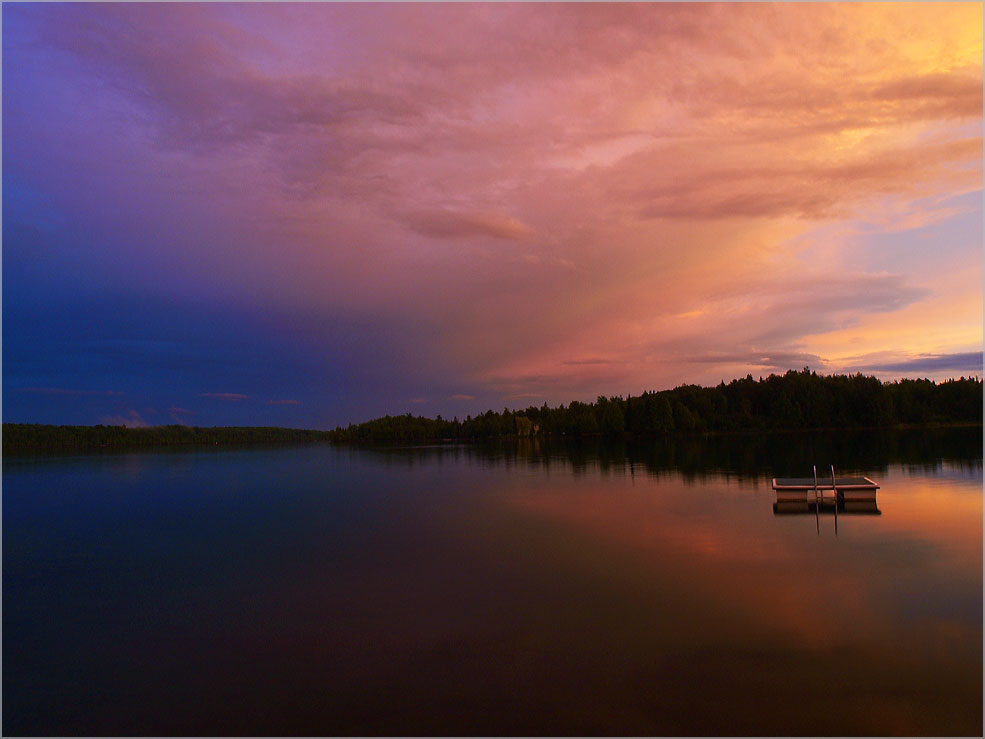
4 428 982 735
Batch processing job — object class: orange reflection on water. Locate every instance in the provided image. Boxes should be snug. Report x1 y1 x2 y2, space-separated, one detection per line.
506 480 865 648
872 469 982 565
501 464 982 658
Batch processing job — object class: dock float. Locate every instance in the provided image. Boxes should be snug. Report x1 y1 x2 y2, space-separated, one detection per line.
772 476 880 501
772 465 881 518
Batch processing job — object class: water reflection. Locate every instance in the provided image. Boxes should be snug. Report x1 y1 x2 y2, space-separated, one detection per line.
361 425 983 479
773 496 881 537
3 426 981 736
773 499 881 514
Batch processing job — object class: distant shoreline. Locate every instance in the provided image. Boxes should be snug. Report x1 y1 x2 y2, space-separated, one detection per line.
1 424 333 457
3 420 981 458
6 370 982 455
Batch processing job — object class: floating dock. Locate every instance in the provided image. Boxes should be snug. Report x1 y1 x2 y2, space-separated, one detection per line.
772 476 879 502
772 467 881 523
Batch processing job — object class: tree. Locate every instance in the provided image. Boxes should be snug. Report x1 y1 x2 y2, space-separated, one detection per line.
601 401 625 434
673 400 696 432
651 395 674 432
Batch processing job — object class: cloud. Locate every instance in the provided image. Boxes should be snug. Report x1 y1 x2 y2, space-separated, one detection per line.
168 406 194 424
266 399 300 405
850 352 983 374
100 409 148 428
562 359 626 366
673 351 829 370
870 72 983 109
449 394 474 400
34 5 425 150
401 209 532 241
627 138 981 221
4 4 980 421
20 387 123 396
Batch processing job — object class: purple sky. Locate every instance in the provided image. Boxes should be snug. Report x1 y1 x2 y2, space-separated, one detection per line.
3 3 982 429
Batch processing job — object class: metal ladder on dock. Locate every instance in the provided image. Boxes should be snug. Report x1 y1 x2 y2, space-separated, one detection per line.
811 464 838 500
812 464 838 535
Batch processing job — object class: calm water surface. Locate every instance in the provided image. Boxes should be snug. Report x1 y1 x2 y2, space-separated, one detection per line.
4 429 982 735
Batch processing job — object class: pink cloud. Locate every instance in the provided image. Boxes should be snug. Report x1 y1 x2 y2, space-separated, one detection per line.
401 209 531 241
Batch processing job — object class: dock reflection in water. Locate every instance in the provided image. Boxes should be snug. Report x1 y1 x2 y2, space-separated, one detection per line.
774 496 881 541
773 498 881 515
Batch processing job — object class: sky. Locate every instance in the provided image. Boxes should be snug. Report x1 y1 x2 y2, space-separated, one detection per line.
3 2 983 429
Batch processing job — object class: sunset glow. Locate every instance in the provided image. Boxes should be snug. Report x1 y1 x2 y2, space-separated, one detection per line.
4 3 982 427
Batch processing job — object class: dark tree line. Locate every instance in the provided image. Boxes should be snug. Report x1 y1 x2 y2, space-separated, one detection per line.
329 369 982 443
2 423 333 455
4 370 980 453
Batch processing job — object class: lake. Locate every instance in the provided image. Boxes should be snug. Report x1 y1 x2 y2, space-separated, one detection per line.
3 428 982 735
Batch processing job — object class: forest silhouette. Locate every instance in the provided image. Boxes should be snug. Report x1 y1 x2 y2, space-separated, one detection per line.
331 369 981 442
4 369 980 454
